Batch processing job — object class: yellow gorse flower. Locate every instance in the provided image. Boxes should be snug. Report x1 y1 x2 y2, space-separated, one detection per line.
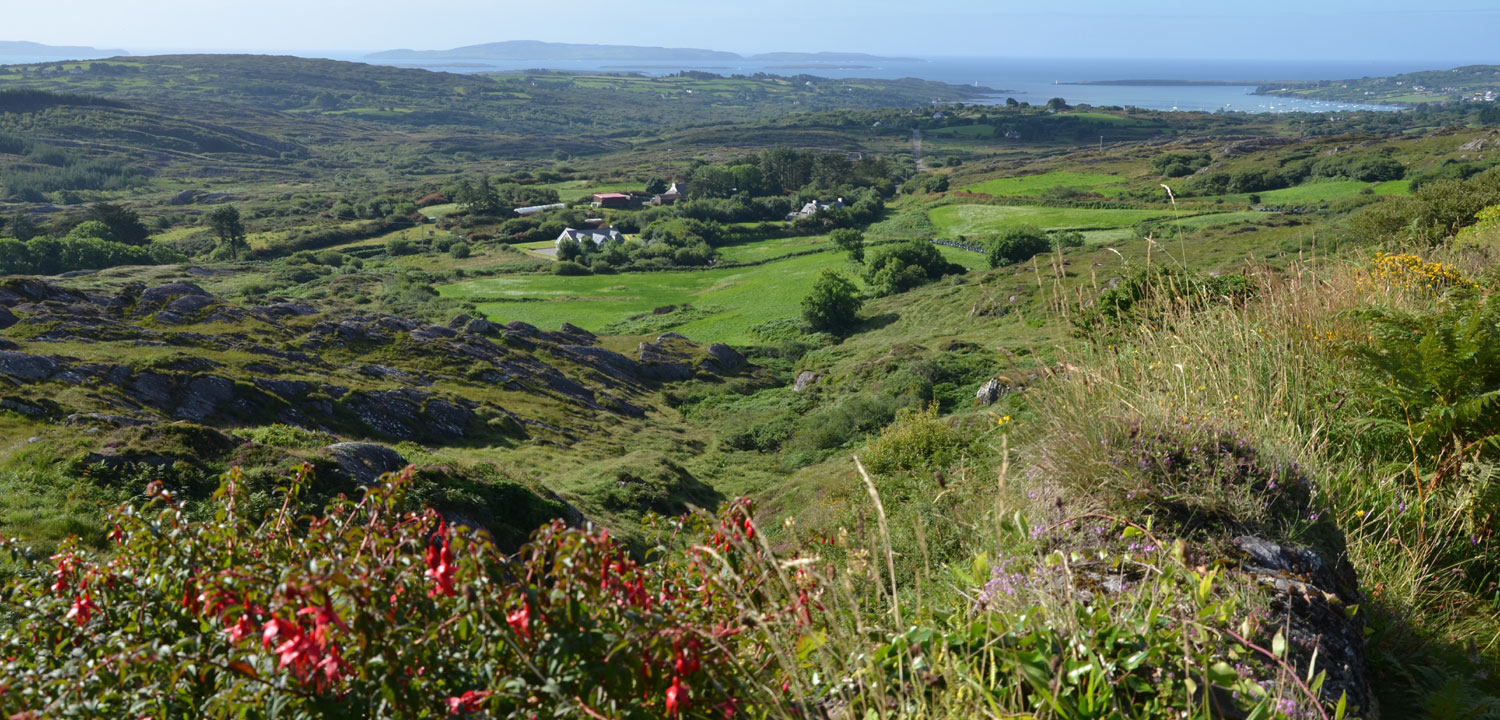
1367 252 1476 292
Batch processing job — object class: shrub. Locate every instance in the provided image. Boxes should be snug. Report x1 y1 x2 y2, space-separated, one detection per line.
800 270 862 333
862 240 962 296
985 224 1051 268
0 467 795 718
448 242 471 259
862 405 967 475
553 260 592 276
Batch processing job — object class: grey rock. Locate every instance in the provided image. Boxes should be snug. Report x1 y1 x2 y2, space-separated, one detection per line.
324 442 408 485
253 303 318 318
422 399 474 440
164 294 217 316
700 343 744 373
139 281 210 307
174 375 236 421
410 325 457 341
0 351 59 383
1232 536 1371 716
0 338 17 351
793 371 819 392
976 378 1009 405
0 307 15 330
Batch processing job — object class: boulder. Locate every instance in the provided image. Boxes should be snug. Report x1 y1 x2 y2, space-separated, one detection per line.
0 307 16 330
139 281 210 307
173 375 237 422
0 351 59 383
1232 536 1372 716
793 371 819 392
700 343 745 374
324 442 409 485
975 378 1007 405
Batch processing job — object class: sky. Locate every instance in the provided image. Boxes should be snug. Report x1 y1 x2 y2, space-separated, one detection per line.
5 0 1499 63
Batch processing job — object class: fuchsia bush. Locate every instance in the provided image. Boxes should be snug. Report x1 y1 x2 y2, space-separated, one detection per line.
0 465 816 718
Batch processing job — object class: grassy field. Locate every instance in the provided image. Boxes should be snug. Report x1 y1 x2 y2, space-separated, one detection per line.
961 171 1131 197
929 203 1172 236
439 243 985 344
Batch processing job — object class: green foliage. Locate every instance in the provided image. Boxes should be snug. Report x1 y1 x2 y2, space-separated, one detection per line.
1074 265 1256 334
0 468 788 718
800 270 862 333
985 223 1051 268
206 205 247 260
553 260 592 276
862 405 967 475
1343 290 1500 460
829 227 864 263
862 240 963 297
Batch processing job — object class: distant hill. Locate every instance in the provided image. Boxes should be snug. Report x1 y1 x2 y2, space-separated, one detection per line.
1256 64 1500 105
0 40 128 58
749 51 919 62
368 41 739 62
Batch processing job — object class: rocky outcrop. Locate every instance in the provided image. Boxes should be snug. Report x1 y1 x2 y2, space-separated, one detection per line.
793 371 819 392
1232 535 1372 716
324 442 409 485
0 278 754 443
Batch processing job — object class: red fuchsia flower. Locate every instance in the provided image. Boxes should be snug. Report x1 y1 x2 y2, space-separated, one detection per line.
65 593 98 626
425 521 457 598
226 614 257 644
108 524 124 545
506 603 531 639
182 577 200 614
49 554 75 593
665 676 685 715
445 690 493 715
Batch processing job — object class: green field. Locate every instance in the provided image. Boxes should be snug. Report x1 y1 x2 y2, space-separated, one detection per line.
716 234 831 263
962 171 1131 197
439 244 985 345
929 203 1170 236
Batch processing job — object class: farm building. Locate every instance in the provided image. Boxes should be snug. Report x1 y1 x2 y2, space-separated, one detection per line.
556 227 625 249
785 197 844 221
591 193 632 208
652 183 686 206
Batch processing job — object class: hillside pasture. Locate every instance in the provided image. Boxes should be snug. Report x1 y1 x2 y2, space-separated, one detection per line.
439 244 982 344
929 203 1169 236
962 171 1131 197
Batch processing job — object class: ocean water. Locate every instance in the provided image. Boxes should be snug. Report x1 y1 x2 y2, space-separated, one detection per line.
2 51 1447 113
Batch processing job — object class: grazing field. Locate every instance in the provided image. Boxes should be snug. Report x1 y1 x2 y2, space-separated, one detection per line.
962 171 1131 197
716 233 831 263
439 244 984 344
929 203 1170 236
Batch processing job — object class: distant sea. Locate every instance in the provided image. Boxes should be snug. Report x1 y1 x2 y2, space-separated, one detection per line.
3 51 1464 113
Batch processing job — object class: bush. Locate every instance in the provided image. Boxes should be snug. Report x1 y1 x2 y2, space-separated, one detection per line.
985 224 1051 268
0 467 792 718
553 260 592 276
800 270 862 333
448 242 471 259
862 405 967 475
863 240 963 296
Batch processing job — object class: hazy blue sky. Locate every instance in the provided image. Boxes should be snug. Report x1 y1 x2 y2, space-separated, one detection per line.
7 0 1499 62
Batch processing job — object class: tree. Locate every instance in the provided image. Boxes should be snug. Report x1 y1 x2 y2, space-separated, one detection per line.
206 205 248 260
86 202 150 246
801 270 863 333
1046 97 1070 111
644 178 668 195
7 212 38 241
986 225 1050 268
830 228 865 263
863 240 962 296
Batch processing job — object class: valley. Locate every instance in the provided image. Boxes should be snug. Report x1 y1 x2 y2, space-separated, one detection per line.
1 49 1499 718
